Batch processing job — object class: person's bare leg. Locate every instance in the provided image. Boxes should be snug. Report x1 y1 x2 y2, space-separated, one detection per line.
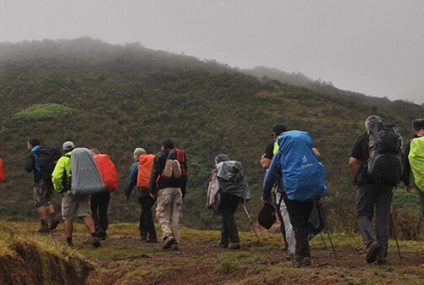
64 219 73 245
83 216 96 234
38 206 47 221
83 216 100 247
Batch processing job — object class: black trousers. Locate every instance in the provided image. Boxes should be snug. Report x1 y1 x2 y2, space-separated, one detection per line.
138 195 157 240
90 192 110 235
219 193 242 243
285 198 314 257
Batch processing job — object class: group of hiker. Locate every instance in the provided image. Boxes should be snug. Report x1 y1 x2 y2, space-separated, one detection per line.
0 115 423 267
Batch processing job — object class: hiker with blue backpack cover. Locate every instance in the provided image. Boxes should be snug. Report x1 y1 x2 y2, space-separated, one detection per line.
263 130 327 267
349 115 403 264
25 138 61 233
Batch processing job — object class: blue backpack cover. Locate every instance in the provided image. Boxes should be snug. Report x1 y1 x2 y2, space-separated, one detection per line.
277 130 326 201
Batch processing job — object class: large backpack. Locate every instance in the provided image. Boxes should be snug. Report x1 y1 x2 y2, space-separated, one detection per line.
137 154 155 191
35 146 61 181
94 154 118 192
0 158 4 183
168 149 187 177
409 136 424 191
70 148 105 195
367 122 403 185
277 130 327 202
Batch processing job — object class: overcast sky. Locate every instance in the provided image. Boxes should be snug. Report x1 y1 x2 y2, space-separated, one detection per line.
0 0 423 103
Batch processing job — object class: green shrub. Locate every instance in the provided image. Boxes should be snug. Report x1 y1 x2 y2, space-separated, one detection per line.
14 103 75 121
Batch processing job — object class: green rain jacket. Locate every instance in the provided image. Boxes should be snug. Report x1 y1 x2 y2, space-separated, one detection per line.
52 151 72 193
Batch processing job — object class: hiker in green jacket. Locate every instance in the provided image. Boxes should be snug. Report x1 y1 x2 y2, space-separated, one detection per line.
52 141 100 247
403 118 424 217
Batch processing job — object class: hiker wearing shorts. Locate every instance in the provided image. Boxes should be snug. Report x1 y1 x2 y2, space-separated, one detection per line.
51 141 100 248
25 138 60 233
149 139 184 250
125 147 157 242
349 115 402 264
403 118 424 217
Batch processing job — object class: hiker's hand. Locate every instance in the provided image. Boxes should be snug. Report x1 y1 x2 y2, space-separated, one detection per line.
406 185 413 193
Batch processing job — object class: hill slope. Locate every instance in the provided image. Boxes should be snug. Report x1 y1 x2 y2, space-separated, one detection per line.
0 38 423 230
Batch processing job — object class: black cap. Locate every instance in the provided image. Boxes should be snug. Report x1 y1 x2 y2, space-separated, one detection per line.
272 124 287 136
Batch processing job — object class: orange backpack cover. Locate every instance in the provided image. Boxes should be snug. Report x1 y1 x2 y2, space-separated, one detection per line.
137 154 155 191
0 159 4 183
94 154 118 192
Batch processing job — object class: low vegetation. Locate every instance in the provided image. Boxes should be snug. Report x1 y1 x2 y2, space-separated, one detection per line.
1 221 424 284
0 38 423 235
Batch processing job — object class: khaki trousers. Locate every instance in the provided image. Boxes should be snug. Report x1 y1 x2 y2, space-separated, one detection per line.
156 187 183 242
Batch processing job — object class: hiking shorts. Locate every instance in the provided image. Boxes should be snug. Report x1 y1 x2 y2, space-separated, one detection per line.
61 192 91 220
33 180 53 208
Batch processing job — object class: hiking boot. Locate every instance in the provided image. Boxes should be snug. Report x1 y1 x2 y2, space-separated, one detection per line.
219 240 229 248
98 231 107 240
37 223 50 233
170 242 179 250
229 242 240 250
163 160 173 177
91 235 101 248
292 256 312 267
163 237 176 250
172 160 182 178
140 234 147 241
49 216 61 230
366 241 381 263
285 254 295 261
65 237 73 247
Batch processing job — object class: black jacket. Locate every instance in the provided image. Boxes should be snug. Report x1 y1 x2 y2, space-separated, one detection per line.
149 150 187 196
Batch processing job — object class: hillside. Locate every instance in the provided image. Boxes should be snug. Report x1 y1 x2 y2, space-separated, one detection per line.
1 221 424 284
0 38 423 231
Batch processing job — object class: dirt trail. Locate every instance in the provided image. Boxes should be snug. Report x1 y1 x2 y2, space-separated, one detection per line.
82 233 424 285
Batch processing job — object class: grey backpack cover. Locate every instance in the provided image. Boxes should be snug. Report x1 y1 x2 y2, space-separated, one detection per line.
71 148 105 195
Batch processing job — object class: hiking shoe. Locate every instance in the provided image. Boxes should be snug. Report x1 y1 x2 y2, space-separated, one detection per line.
229 242 240 250
49 216 61 230
91 236 101 248
366 241 381 263
163 160 173 177
172 160 182 178
219 240 229 248
285 254 295 261
37 223 50 233
98 231 107 240
65 240 73 247
163 237 176 250
170 242 179 250
140 234 147 241
292 256 312 267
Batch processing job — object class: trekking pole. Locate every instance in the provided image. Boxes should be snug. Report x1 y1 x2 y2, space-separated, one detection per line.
326 231 338 260
319 232 328 249
389 211 402 262
242 205 260 242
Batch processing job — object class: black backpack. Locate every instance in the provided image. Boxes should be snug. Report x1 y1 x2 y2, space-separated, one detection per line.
367 122 403 185
37 146 61 181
